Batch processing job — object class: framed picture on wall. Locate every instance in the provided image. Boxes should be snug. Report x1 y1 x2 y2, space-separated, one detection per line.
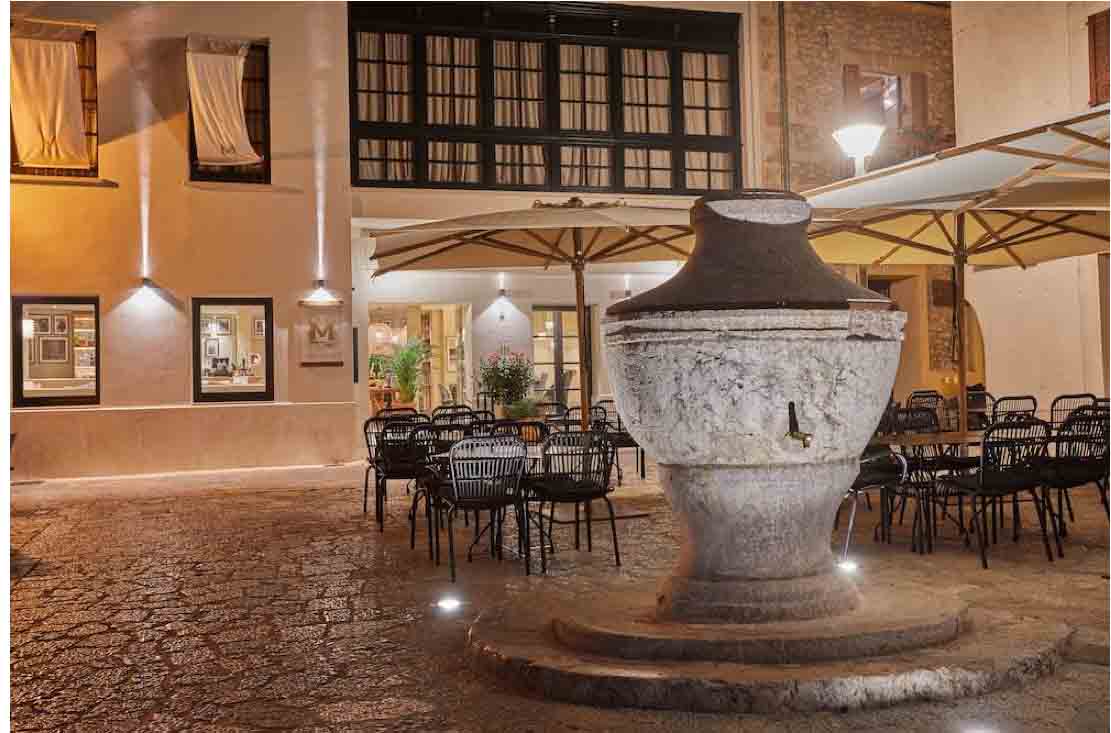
39 337 68 363
32 315 51 334
253 317 265 338
52 314 69 335
205 338 220 358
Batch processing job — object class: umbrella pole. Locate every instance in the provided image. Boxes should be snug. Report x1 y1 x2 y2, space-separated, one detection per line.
955 214 969 434
573 229 591 432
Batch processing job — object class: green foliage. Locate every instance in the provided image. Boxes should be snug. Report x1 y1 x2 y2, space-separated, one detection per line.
367 354 387 379
479 351 534 406
506 398 539 419
389 339 429 403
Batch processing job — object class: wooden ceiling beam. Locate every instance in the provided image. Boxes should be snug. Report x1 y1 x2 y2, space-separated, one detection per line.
986 144 1110 170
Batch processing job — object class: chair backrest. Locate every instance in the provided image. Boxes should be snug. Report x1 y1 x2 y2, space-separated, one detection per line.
542 430 614 489
491 419 550 445
377 406 419 419
992 395 1038 423
893 407 940 434
1054 413 1108 461
411 423 468 459
593 399 628 433
365 413 427 459
472 409 496 423
535 401 567 418
564 405 608 429
1050 393 1097 430
433 403 472 417
906 390 943 411
981 418 1050 472
378 418 424 469
448 436 527 504
433 407 476 426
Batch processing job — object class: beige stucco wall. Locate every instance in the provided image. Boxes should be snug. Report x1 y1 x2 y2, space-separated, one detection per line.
11 2 357 478
952 1 1110 407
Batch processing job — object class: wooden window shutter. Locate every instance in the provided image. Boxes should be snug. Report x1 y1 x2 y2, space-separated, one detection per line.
1089 10 1109 106
910 72 929 130
842 64 861 119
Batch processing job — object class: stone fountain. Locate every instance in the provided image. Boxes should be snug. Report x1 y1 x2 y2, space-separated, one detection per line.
466 191 1070 713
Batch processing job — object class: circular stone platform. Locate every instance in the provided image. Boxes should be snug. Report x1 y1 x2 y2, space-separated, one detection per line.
466 583 1071 714
552 586 967 664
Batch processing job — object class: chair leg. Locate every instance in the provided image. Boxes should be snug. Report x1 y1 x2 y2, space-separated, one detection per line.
363 465 372 514
1098 480 1110 518
447 510 457 583
538 502 548 574
603 496 621 567
426 494 435 562
1012 493 1020 542
519 502 531 576
548 503 558 555
1064 488 1076 522
976 496 990 569
585 500 594 552
1057 489 1070 537
376 476 385 532
640 449 646 480
1029 488 1055 563
409 490 422 550
864 490 872 511
842 492 859 562
574 503 581 550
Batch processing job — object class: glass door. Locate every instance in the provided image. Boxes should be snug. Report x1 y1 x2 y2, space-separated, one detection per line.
531 306 589 408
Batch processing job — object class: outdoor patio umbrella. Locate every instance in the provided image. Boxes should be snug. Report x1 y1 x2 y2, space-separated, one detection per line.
803 106 1110 431
365 198 695 428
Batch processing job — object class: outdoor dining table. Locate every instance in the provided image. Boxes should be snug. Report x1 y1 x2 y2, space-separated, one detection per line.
871 430 984 448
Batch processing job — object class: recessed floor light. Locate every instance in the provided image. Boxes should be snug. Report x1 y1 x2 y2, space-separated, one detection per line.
837 560 858 573
437 597 462 612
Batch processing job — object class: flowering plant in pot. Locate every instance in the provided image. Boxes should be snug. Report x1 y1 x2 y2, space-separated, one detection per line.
479 351 534 417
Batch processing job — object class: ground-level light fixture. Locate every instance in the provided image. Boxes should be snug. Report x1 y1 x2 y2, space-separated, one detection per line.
832 123 886 176
436 596 462 612
497 272 507 298
623 274 632 299
837 559 859 573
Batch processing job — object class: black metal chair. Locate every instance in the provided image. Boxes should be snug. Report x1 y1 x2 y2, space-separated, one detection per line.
595 399 646 483
433 408 477 426
1040 413 1109 529
1050 393 1097 432
967 390 995 430
841 443 907 558
992 395 1038 423
377 406 420 419
887 407 949 551
430 436 528 582
408 424 469 557
362 413 428 515
432 403 473 419
528 430 619 573
490 419 550 446
372 418 430 531
944 418 1054 569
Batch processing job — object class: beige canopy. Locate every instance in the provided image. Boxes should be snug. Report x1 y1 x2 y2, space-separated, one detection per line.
368 198 695 426
802 106 1110 429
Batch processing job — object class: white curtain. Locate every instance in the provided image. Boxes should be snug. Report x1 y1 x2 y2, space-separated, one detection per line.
495 144 544 185
426 36 478 125
494 40 543 128
429 141 480 183
187 36 262 166
623 49 670 134
560 146 609 188
682 52 730 136
10 36 89 168
559 44 608 132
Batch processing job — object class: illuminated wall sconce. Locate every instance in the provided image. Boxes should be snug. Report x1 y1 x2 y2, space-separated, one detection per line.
141 277 155 289
497 272 507 298
300 278 344 307
832 123 886 177
624 274 632 299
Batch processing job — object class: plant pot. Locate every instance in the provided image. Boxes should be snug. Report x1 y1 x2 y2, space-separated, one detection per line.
494 404 508 419
603 191 905 624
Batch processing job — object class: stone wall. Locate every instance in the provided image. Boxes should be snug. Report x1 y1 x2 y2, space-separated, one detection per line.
754 1 955 192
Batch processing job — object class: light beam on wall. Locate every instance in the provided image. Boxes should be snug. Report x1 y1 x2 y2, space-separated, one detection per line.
309 5 328 283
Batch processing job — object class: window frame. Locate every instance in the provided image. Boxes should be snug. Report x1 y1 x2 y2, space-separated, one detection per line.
11 30 99 178
188 42 272 184
191 297 275 403
11 295 101 408
347 2 742 195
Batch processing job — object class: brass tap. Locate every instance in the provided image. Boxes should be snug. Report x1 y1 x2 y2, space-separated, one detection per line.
785 401 813 448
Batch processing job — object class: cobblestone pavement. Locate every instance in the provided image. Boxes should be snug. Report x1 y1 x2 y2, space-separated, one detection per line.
10 458 1110 732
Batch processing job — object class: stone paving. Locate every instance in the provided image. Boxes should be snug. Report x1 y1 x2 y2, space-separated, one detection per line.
10 458 1111 732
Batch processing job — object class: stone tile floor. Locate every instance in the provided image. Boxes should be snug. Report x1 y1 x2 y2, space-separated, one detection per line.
10 457 1110 732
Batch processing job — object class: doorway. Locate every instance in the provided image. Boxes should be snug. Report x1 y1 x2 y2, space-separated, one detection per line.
531 306 590 407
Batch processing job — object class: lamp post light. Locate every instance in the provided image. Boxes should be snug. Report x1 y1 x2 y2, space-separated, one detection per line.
832 123 886 177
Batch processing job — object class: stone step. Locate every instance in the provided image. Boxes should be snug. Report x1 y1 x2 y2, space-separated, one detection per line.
467 602 1070 714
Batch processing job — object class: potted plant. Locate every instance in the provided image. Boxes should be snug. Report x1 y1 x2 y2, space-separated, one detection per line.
389 339 429 406
367 354 387 384
479 351 534 418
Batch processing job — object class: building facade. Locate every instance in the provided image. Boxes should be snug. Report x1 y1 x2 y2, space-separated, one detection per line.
11 1 963 480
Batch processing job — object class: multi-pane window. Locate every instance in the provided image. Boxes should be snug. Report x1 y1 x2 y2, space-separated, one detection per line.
426 36 479 126
348 3 740 193
190 43 270 184
357 138 414 182
560 145 610 188
622 49 671 134
493 40 544 128
12 296 100 407
624 148 672 190
495 144 546 186
682 51 731 136
685 150 733 191
559 44 609 132
428 141 481 184
11 30 98 178
355 32 412 124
